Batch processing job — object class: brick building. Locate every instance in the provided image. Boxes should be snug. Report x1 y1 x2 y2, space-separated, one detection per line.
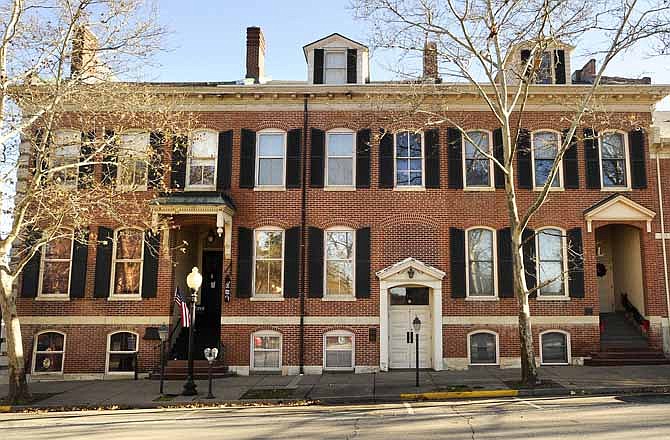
9 27 670 379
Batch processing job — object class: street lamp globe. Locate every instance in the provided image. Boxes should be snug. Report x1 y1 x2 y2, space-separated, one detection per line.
186 267 203 291
158 324 169 342
412 316 422 333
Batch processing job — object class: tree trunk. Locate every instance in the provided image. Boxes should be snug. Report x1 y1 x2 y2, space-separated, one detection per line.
0 272 31 404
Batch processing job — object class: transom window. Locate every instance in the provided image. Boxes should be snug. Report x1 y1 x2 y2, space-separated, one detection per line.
395 131 423 187
107 332 138 373
117 132 149 189
52 130 80 186
324 50 347 84
326 131 355 186
251 331 282 371
256 131 285 187
110 228 144 297
39 234 73 297
468 331 498 365
536 228 567 297
325 229 354 297
187 130 217 188
467 228 496 297
464 130 492 188
32 331 65 374
600 132 629 188
324 331 354 370
253 229 284 296
540 331 570 365
532 131 561 188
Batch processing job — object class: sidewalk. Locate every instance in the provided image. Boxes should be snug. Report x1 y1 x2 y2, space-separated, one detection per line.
2 365 670 411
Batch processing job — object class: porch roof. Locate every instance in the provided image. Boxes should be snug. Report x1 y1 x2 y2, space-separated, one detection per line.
583 194 656 232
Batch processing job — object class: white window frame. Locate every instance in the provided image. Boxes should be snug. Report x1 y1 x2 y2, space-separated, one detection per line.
598 130 632 191
324 48 347 85
323 330 355 371
109 227 145 301
325 129 356 189
105 331 139 375
250 330 282 372
32 330 66 375
255 129 287 190
37 232 74 300
531 130 564 191
186 129 218 190
535 227 569 300
393 130 425 189
465 227 498 300
539 330 571 365
467 330 500 366
462 129 494 190
52 129 81 187
323 227 356 300
116 131 149 191
252 227 285 300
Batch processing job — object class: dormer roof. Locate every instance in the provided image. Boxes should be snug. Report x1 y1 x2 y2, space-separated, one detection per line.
302 33 368 60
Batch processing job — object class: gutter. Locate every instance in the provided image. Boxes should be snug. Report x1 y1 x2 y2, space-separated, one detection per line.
299 95 309 374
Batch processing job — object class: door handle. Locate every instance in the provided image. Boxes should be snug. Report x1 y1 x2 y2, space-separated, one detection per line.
407 331 413 344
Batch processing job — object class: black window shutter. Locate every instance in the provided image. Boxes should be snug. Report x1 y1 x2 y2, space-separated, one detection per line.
567 227 585 298
310 128 325 188
313 49 324 84
447 127 463 189
101 130 117 185
347 49 357 84
240 129 256 188
236 227 253 297
69 229 89 299
283 227 300 298
562 129 579 189
497 228 514 298
521 49 531 79
379 129 394 188
493 128 505 188
93 226 114 298
554 50 566 84
424 128 440 188
584 128 601 189
355 227 371 299
148 131 164 189
141 230 160 299
286 129 302 188
20 230 42 298
356 129 371 188
517 129 532 189
217 130 233 191
308 227 324 298
629 128 647 189
450 227 466 298
170 135 187 190
78 131 95 189
522 228 536 297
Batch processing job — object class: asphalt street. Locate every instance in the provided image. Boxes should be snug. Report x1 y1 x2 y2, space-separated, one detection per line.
2 394 670 439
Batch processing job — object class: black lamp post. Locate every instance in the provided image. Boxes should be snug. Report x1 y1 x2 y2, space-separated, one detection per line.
413 316 421 388
182 267 202 396
204 347 218 399
158 324 169 395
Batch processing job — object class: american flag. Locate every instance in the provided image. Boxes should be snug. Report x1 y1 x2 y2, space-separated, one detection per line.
174 288 190 328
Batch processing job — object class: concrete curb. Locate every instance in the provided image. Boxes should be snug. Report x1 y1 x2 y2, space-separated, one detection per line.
400 389 519 400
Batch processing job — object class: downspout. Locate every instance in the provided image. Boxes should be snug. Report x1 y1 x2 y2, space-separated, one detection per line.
655 154 670 345
299 95 309 374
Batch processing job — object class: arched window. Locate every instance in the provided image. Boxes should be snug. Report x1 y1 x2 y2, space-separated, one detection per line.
532 130 562 189
32 331 66 374
540 331 570 365
52 129 81 186
394 131 424 187
536 228 568 297
38 231 74 298
251 331 282 371
463 130 493 188
326 129 355 187
187 129 218 189
110 227 145 298
253 227 284 297
323 331 355 370
600 131 630 188
106 331 138 373
466 227 496 298
256 129 286 187
117 131 149 189
324 227 355 297
468 331 499 365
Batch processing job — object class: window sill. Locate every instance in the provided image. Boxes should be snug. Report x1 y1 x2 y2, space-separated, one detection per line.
322 296 356 302
464 187 495 192
533 187 564 192
540 361 570 366
393 186 426 192
253 186 286 192
601 187 632 192
324 186 356 192
108 295 142 302
105 371 135 376
536 296 571 301
469 363 500 367
250 295 285 302
35 295 70 301
465 296 499 301
185 186 216 192
116 185 148 192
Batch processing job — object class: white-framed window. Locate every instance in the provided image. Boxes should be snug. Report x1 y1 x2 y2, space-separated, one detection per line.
324 228 355 298
256 129 286 188
536 51 553 84
323 331 355 370
38 233 74 298
599 131 631 189
110 227 144 298
463 130 493 189
324 49 347 84
540 330 571 365
466 227 497 298
187 129 217 189
395 131 424 187
106 331 138 374
52 129 80 186
251 331 282 371
32 331 66 374
253 228 284 297
117 132 149 190
535 228 568 298
467 330 499 365
532 130 562 189
326 129 355 187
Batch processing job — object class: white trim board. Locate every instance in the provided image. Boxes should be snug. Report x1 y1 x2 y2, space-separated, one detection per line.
442 316 599 325
20 316 170 325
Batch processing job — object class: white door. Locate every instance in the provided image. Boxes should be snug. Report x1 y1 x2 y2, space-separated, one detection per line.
389 305 432 369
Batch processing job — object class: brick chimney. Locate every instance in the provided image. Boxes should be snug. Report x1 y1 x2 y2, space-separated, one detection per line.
423 41 439 81
246 26 266 83
70 26 99 78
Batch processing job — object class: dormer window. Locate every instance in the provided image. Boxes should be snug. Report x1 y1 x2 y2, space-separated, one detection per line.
324 50 347 84
520 48 568 85
537 52 552 84
304 33 369 85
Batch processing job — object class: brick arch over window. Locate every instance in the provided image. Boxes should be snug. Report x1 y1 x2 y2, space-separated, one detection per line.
378 213 441 229
252 122 294 132
316 218 361 230
251 217 294 229
321 121 363 131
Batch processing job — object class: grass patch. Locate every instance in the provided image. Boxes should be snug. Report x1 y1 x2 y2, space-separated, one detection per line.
503 379 564 390
0 392 59 406
435 384 483 392
241 388 294 400
153 394 178 402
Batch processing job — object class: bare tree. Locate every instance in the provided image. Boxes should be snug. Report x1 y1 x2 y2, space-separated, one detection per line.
0 0 193 403
353 0 670 385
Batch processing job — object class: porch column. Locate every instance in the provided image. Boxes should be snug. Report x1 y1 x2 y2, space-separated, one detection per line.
432 282 443 371
379 281 389 371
